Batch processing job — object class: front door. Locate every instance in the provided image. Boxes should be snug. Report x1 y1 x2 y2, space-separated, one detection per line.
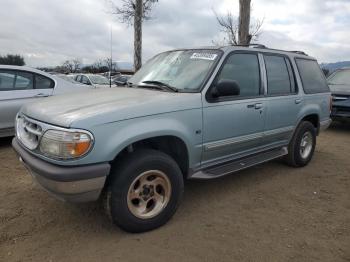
202 52 266 167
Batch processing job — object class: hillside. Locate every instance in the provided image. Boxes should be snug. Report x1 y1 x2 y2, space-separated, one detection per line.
320 61 350 72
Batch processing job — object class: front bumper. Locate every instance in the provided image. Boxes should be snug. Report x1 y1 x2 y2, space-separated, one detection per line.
12 138 110 202
331 107 350 119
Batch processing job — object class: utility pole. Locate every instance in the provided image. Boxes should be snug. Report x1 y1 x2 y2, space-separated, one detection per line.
110 23 113 88
134 0 143 72
238 0 251 45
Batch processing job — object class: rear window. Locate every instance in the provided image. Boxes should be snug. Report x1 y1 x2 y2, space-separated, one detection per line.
264 55 294 95
295 59 329 94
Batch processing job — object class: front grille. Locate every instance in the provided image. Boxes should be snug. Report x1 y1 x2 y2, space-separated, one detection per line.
334 106 350 113
16 115 43 150
332 95 349 101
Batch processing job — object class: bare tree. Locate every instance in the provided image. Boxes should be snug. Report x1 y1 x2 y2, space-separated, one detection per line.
214 11 238 45
110 0 158 71
62 60 74 73
72 59 81 73
214 0 263 46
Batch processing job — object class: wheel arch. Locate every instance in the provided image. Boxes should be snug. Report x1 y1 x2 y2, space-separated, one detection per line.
110 134 191 179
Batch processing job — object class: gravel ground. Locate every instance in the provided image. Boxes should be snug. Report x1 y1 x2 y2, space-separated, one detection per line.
0 122 349 262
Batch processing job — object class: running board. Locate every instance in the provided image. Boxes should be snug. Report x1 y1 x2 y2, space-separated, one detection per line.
191 147 288 179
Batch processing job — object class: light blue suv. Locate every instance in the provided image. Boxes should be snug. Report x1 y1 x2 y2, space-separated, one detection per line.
13 45 332 232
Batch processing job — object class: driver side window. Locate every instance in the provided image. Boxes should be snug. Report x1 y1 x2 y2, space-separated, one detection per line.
215 53 261 98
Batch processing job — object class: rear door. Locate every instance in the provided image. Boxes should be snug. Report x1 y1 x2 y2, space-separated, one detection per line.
0 70 54 136
261 54 301 147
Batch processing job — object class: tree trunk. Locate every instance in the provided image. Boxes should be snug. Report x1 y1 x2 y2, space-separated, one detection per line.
238 0 251 45
134 0 143 72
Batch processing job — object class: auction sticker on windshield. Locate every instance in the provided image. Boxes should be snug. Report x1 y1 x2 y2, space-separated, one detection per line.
190 53 218 60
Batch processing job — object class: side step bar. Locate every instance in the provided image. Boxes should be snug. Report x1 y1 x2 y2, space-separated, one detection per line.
191 147 288 179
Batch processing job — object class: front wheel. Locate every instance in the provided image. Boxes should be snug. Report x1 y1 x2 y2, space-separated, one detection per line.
285 121 316 167
104 149 184 233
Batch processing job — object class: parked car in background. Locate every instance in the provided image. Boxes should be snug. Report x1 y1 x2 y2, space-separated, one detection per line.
12 45 331 233
53 74 80 84
0 65 93 137
74 74 113 88
327 68 350 120
113 75 130 86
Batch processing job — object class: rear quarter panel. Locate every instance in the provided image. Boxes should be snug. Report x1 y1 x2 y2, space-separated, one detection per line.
298 93 331 124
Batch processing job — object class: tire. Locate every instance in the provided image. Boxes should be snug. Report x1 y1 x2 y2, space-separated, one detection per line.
285 121 316 167
104 149 184 233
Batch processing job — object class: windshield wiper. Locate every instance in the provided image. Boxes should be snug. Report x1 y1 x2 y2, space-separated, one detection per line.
140 80 178 92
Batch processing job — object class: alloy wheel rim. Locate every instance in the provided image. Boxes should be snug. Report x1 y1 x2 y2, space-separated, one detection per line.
300 131 313 159
127 170 171 219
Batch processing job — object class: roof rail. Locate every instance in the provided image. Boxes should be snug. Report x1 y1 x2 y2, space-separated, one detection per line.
289 50 308 56
231 44 308 56
233 44 267 49
249 44 267 49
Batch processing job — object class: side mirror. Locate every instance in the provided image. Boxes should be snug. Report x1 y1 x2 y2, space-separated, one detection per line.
211 79 240 98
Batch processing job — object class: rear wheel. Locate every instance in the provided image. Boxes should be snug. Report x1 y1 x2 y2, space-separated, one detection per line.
104 149 184 233
285 121 316 167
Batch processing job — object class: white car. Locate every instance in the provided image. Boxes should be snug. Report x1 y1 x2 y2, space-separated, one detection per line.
74 74 114 88
0 65 93 137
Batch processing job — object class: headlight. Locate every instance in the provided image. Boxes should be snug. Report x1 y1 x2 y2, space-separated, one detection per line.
39 129 93 159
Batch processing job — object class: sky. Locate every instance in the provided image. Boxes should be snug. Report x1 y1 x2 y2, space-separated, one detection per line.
0 0 349 67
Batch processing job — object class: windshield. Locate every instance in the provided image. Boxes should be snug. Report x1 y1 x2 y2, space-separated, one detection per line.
328 69 350 85
89 75 110 85
129 49 221 92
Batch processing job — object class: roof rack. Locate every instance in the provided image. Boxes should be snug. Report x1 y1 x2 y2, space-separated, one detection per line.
233 44 267 49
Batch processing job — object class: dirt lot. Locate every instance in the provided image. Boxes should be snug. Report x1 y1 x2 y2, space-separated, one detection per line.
0 123 349 262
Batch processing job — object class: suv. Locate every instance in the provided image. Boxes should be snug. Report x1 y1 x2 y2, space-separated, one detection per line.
13 45 331 233
327 68 350 120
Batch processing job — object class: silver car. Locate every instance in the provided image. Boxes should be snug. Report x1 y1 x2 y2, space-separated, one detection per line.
74 74 114 88
0 65 92 137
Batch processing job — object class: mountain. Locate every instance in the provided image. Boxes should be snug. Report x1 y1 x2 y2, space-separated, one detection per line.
320 61 350 73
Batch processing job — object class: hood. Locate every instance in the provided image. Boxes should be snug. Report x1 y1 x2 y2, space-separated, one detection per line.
94 84 116 88
21 87 202 127
329 83 350 96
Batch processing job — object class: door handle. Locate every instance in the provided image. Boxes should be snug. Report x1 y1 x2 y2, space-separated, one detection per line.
247 103 263 109
35 93 49 97
295 99 302 104
254 103 263 109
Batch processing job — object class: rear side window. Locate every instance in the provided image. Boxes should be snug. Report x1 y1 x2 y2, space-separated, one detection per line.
35 74 54 89
296 59 329 94
215 53 260 98
264 55 294 95
0 70 34 91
